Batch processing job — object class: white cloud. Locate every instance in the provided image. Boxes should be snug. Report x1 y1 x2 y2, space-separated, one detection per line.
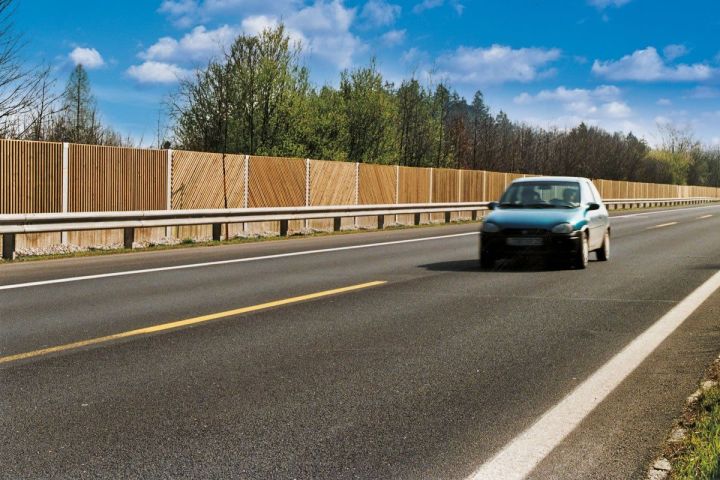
663 44 688 61
413 0 463 14
126 61 191 84
141 25 239 63
69 47 105 69
435 45 561 84
151 1 362 70
592 47 716 82
602 101 632 118
588 0 632 9
656 98 672 106
514 85 620 104
381 29 406 46
361 0 401 27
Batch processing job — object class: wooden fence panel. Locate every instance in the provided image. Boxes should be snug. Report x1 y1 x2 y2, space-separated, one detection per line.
171 151 245 209
248 156 305 207
398 166 430 203
311 160 355 205
432 168 459 203
69 144 166 212
0 139 62 213
461 170 484 202
359 163 395 205
485 171 506 202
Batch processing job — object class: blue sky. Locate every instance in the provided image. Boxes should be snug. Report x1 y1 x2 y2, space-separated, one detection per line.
16 0 720 147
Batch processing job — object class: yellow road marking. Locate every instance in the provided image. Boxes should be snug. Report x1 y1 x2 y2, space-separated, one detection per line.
697 214 713 219
0 281 387 365
647 222 678 230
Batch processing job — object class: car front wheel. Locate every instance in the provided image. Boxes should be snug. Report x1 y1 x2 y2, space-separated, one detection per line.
596 230 610 261
480 251 495 269
573 233 589 269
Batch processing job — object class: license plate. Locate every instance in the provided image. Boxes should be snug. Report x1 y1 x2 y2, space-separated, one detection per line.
506 237 543 246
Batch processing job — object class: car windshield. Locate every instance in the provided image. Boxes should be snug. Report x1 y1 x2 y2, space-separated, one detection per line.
499 181 581 208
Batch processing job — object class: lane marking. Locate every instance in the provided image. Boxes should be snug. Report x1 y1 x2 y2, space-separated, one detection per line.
466 269 720 480
697 214 713 219
647 222 678 230
611 204 720 220
0 233 477 291
0 281 387 365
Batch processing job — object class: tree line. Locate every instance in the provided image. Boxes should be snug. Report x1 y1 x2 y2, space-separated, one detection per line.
171 24 720 188
1 5 718 188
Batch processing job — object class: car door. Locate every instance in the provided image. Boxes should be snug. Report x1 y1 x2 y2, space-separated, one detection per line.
581 180 604 249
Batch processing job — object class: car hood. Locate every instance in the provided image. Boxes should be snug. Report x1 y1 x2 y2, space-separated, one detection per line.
484 208 586 230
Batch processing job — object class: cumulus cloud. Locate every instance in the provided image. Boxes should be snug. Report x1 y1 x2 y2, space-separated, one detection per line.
684 86 720 99
141 25 239 63
602 101 632 118
141 0 362 74
435 44 561 84
381 29 406 46
69 47 105 69
514 85 630 118
663 44 688 61
592 47 716 82
361 0 401 27
126 61 191 84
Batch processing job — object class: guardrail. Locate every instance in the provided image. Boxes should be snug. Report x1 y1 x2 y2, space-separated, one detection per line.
1 197 717 260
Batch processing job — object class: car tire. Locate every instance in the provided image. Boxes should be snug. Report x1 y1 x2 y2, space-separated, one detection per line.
596 230 610 261
480 252 495 269
573 233 589 269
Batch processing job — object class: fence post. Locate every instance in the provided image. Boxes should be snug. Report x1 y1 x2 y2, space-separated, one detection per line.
61 142 69 245
429 168 434 203
2 233 15 260
305 158 310 231
243 154 249 233
395 164 400 225
354 162 359 228
165 148 173 238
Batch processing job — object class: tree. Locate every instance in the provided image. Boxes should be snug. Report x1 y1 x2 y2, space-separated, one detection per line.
52 64 103 143
339 60 395 163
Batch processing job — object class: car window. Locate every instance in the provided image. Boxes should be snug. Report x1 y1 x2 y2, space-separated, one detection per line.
500 181 581 208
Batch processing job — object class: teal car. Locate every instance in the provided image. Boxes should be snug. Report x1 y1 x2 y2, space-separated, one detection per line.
480 176 611 269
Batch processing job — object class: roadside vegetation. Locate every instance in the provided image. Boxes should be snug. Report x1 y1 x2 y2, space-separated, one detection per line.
661 357 720 480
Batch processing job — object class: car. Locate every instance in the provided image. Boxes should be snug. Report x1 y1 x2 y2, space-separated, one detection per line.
480 176 610 269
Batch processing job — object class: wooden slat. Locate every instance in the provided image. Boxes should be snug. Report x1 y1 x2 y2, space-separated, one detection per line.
249 156 305 207
172 150 245 209
398 166 430 203
310 159 355 205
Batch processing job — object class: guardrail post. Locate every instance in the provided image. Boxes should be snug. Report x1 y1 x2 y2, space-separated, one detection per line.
2 233 15 260
471 210 478 221
377 215 385 230
414 213 421 226
212 223 222 241
123 228 135 249
444 211 451 223
280 220 289 237
333 217 342 232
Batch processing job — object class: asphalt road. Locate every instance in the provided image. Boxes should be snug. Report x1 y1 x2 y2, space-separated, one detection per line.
2 204 720 479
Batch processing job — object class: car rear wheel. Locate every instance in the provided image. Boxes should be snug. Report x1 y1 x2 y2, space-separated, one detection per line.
573 233 589 269
596 230 610 261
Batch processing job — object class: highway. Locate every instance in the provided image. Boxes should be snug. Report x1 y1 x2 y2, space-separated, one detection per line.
2 204 720 479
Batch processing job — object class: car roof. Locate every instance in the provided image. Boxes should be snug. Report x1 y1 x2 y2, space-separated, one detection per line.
510 176 589 184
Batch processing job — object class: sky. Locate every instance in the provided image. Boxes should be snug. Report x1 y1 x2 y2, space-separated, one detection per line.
15 0 720 147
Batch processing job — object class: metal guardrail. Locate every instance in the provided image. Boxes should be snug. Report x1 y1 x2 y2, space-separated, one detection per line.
1 198 717 260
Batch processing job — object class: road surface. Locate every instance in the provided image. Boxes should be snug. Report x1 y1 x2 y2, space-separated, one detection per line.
2 205 720 479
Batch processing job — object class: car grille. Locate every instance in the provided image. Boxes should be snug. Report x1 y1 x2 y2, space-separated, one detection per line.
501 228 548 235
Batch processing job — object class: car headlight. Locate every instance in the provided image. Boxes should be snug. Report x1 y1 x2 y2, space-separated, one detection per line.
551 223 574 234
482 222 500 233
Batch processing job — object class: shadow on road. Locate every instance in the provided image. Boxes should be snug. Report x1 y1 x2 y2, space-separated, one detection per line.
419 257 584 273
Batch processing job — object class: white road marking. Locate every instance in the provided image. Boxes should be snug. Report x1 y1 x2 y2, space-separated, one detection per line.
0 232 479 291
697 214 713 219
647 222 678 230
466 269 720 480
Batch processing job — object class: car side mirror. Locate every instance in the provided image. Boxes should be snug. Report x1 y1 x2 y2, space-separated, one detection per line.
488 202 498 210
587 202 600 211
